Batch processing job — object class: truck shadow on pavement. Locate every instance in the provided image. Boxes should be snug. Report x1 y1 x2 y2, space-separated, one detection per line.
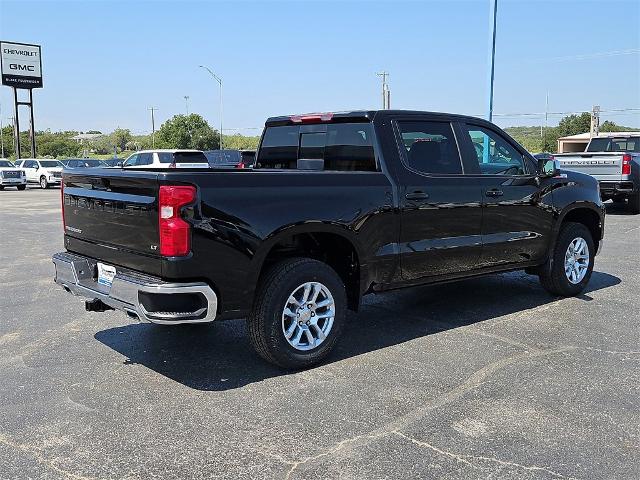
94 270 620 391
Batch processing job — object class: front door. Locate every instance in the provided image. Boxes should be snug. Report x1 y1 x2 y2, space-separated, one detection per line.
394 119 483 280
458 123 554 267
22 160 38 183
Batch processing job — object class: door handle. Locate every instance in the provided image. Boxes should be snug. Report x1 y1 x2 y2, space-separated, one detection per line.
485 189 504 197
405 191 429 201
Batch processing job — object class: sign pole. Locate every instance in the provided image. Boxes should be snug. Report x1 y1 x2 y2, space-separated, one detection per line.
12 87 21 159
28 88 35 157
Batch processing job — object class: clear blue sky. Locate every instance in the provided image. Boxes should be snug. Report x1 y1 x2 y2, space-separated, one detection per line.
1 0 639 135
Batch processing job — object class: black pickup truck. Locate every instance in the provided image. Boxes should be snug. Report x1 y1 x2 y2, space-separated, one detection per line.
53 110 605 368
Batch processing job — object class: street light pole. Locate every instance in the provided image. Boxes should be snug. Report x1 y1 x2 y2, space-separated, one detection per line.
199 65 224 149
184 95 189 115
486 0 498 122
149 107 158 148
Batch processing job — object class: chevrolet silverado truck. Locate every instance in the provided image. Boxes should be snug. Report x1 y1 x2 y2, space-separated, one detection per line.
555 133 640 213
52 110 605 368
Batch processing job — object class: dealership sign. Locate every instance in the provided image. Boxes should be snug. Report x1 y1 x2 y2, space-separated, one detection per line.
0 41 42 88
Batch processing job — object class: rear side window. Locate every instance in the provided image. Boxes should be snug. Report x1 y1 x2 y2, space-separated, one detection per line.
397 121 462 175
256 123 377 171
174 152 208 163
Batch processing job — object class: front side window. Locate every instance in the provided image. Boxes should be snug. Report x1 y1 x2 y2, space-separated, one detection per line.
397 121 462 175
137 153 152 166
464 125 526 175
256 123 376 171
124 154 138 166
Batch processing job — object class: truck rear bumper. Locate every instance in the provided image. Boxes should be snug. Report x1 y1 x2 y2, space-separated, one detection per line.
599 181 635 196
52 252 218 324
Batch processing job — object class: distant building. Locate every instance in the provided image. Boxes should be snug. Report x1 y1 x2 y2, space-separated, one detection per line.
557 131 640 153
70 133 103 143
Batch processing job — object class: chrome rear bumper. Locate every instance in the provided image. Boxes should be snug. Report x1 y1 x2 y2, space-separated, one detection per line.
52 252 217 324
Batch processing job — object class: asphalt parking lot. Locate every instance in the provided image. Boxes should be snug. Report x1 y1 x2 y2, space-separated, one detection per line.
1 186 638 480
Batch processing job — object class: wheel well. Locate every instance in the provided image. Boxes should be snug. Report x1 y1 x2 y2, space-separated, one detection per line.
562 208 602 250
261 232 361 310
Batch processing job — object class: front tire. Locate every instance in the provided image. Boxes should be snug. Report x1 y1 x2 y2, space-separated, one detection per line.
17 185 26 191
248 258 346 369
539 222 595 296
40 176 49 189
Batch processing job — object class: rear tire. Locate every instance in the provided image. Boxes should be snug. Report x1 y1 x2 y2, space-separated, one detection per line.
247 258 346 369
539 222 594 297
17 185 26 191
0 186 4 190
628 193 640 214
40 176 49 189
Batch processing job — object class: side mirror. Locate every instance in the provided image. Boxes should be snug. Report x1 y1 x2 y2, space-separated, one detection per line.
538 158 559 177
116 161 124 167
34 165 39 171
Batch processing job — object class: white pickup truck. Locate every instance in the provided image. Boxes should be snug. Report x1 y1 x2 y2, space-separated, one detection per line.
555 134 640 214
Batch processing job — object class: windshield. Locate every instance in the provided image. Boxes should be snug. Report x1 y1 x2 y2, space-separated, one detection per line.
587 137 640 153
40 160 63 168
205 150 241 165
0 161 14 167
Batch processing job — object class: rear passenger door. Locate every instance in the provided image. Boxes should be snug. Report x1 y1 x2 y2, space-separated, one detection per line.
458 122 554 267
392 118 483 280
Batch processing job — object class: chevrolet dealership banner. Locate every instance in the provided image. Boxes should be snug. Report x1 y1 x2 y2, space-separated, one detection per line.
0 41 42 89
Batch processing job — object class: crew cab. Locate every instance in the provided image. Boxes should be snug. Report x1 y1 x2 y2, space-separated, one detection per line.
52 110 605 369
0 159 27 190
14 159 63 189
555 133 640 213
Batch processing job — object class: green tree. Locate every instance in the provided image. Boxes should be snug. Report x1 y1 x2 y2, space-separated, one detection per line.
600 120 636 133
111 128 132 152
556 112 591 137
156 114 220 150
37 133 80 158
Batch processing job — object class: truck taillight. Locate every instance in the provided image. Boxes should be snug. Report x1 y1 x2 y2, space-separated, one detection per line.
159 185 196 256
622 154 631 175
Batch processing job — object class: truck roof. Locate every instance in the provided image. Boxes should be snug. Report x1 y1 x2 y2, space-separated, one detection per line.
265 110 490 127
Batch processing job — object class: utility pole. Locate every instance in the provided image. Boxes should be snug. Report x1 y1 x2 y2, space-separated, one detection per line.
486 0 498 122
149 107 158 147
376 72 390 109
590 105 600 137
0 104 4 158
199 66 224 149
184 96 189 115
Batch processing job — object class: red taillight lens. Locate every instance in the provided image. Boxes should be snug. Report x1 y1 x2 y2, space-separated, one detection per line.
159 185 196 256
235 162 245 169
169 162 177 169
622 154 631 175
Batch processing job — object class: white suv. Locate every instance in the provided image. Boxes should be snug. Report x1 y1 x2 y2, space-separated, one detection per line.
0 159 27 190
122 150 210 169
14 159 64 189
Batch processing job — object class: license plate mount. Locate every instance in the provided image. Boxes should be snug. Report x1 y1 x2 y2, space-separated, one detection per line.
97 262 117 287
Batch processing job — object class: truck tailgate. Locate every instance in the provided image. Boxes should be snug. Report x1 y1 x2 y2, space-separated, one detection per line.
62 170 161 273
557 153 623 179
